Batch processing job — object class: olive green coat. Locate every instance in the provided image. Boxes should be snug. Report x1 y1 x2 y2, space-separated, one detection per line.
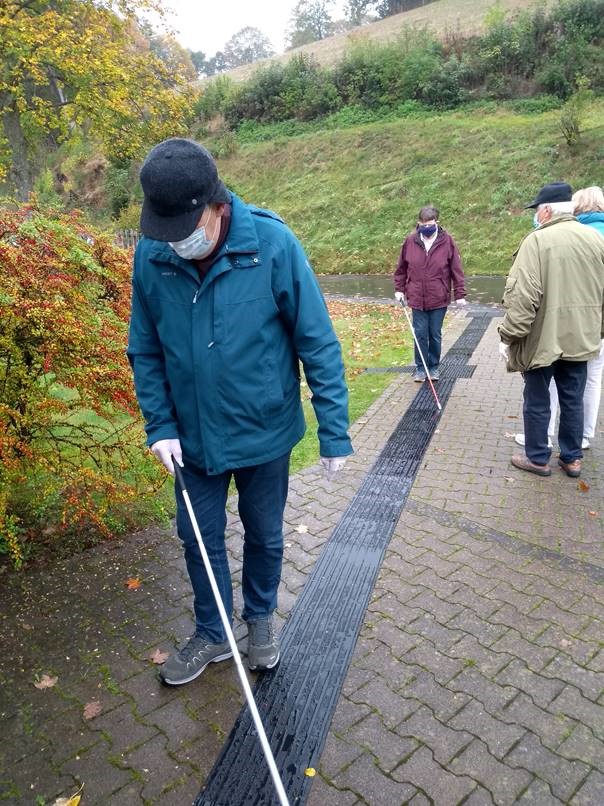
499 215 604 372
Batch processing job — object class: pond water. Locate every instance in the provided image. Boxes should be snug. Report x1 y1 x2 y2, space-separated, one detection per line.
318 274 506 306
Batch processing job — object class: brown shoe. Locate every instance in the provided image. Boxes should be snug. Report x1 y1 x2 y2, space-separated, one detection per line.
511 454 551 477
558 458 581 478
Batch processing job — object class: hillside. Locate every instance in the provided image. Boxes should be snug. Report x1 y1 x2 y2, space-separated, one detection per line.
217 99 604 276
225 0 552 82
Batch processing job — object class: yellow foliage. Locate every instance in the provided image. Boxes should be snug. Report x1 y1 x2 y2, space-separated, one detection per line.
0 0 197 185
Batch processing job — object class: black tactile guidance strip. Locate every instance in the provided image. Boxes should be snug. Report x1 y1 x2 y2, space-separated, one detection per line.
196 311 494 806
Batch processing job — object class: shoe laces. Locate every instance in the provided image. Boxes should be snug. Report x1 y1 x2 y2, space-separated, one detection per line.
249 619 273 645
179 634 210 661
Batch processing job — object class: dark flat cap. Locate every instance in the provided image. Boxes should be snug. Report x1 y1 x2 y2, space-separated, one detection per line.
139 138 230 241
524 181 573 209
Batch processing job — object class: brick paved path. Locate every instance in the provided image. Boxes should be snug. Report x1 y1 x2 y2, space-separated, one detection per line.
1 307 602 805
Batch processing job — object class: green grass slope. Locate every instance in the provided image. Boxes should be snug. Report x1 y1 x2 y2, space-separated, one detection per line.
218 100 604 276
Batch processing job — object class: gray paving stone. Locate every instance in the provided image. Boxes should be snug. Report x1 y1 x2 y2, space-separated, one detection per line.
557 723 604 772
570 769 604 805
346 712 418 772
392 745 477 804
396 705 473 765
501 692 577 751
317 732 365 780
450 739 532 805
516 778 562 804
504 732 590 802
348 677 419 728
549 685 604 738
333 750 417 805
449 699 526 759
495 659 565 708
306 775 360 806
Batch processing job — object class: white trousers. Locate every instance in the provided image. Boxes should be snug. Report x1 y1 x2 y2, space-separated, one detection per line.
548 340 604 438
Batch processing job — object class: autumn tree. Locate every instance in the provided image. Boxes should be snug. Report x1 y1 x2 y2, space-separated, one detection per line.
0 0 195 200
287 0 335 49
222 26 275 69
0 202 164 567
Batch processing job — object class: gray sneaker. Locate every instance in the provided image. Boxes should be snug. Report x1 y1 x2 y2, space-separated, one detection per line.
247 618 280 671
429 369 440 381
159 635 232 686
412 369 426 383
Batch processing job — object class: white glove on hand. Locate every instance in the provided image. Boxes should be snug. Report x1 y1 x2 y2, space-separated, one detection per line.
394 291 407 306
456 298 467 307
498 342 510 363
320 456 348 479
151 438 183 475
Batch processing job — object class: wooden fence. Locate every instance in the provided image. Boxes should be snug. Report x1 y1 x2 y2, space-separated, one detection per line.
115 229 141 249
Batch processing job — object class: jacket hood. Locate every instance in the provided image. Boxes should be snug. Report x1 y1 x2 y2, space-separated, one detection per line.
576 211 604 225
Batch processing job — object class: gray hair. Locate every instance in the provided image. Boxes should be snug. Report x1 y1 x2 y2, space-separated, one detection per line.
537 201 575 215
572 186 604 214
418 205 439 222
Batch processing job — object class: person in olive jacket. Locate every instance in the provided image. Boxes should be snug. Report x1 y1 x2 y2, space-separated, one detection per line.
498 182 604 480
393 205 466 382
128 138 352 686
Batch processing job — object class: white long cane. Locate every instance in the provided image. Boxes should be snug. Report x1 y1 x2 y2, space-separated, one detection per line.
399 300 442 411
173 460 290 806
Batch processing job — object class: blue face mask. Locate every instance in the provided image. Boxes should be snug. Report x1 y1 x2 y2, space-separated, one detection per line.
170 223 214 260
419 224 437 238
533 213 541 229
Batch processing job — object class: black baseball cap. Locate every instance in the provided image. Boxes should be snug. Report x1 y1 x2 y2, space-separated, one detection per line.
139 138 230 241
524 182 573 209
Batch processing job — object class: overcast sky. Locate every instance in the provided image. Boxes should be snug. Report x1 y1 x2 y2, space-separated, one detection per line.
159 1 346 55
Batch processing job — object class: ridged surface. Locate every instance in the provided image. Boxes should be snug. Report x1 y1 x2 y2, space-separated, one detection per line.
197 312 494 806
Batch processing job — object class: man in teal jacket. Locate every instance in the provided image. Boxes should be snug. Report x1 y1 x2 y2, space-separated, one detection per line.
128 138 352 685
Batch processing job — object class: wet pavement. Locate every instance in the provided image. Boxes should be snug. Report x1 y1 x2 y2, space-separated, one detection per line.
1 306 603 805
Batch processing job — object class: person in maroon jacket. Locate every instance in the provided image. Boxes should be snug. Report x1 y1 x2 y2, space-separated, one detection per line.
393 205 467 381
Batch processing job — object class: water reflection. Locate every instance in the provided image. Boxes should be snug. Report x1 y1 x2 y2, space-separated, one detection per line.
318 274 506 306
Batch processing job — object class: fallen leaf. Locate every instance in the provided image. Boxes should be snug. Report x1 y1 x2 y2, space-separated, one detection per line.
578 480 590 493
52 783 83 806
83 700 102 720
295 524 308 533
504 477 515 483
125 577 141 590
34 674 58 690
507 415 518 419
559 638 572 648
150 648 169 665
304 768 316 777
588 511 599 517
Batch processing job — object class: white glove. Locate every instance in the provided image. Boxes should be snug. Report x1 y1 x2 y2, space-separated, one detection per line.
498 342 510 363
320 456 348 478
151 438 183 475
456 298 467 307
394 291 406 306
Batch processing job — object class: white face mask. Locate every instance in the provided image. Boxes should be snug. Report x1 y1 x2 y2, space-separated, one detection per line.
170 220 215 260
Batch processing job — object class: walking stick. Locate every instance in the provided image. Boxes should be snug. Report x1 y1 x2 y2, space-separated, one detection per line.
173 461 290 806
399 301 442 411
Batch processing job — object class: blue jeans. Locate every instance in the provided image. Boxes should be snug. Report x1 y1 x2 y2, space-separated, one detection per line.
411 307 447 372
523 360 587 465
175 452 290 643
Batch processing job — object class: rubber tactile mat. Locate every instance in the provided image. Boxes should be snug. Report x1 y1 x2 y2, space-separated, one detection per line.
196 310 496 806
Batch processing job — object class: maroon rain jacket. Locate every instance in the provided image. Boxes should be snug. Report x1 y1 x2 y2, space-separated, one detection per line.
394 227 466 311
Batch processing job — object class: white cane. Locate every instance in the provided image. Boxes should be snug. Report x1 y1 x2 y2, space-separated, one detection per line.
173 460 290 806
399 300 442 411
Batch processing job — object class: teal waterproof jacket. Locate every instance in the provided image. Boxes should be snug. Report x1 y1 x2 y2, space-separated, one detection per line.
127 194 352 474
